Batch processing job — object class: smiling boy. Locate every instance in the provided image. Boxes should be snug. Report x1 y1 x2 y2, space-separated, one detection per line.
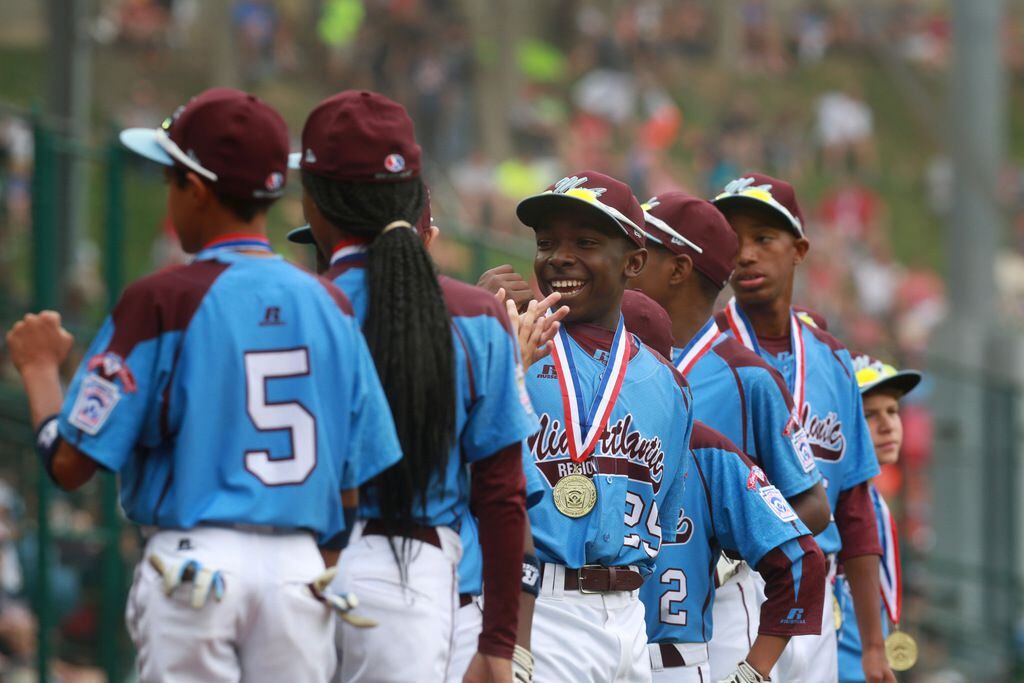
515 171 692 682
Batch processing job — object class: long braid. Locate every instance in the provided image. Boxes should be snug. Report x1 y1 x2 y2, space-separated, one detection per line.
301 171 456 548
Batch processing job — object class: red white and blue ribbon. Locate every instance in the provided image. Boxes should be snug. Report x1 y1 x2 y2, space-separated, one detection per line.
675 317 720 376
330 238 369 267
874 488 902 624
551 316 632 463
195 233 272 261
724 297 807 411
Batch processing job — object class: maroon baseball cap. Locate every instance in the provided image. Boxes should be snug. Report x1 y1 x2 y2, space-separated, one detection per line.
712 172 806 238
289 90 421 182
120 88 289 200
516 171 646 247
641 191 738 289
621 289 675 359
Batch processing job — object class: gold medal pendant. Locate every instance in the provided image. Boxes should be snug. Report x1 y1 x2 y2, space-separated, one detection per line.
832 595 842 631
885 630 918 671
552 474 598 518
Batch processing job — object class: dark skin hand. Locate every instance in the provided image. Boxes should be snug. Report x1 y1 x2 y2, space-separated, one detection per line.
845 554 897 683
478 265 534 313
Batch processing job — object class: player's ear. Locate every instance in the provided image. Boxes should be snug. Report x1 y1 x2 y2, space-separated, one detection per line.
184 171 210 205
623 247 647 279
421 225 440 251
668 254 693 285
793 236 810 265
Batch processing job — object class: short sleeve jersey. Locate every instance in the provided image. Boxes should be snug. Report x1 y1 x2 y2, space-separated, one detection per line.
674 319 822 499
523 327 692 576
641 422 809 644
326 257 538 532
717 308 879 555
58 250 402 543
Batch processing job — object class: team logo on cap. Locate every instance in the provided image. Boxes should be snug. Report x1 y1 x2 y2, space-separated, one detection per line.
384 154 406 173
304 148 317 164
552 175 607 202
265 172 284 192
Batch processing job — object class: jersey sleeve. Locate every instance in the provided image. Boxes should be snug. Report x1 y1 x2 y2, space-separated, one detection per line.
658 383 694 544
339 316 403 489
756 535 827 637
700 447 811 568
746 367 823 498
58 295 175 472
459 310 539 463
837 350 881 491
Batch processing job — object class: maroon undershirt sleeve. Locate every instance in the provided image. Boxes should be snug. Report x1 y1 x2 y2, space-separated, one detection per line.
470 441 527 660
756 535 826 636
834 482 883 563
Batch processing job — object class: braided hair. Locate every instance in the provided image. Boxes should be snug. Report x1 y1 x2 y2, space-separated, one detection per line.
301 170 456 542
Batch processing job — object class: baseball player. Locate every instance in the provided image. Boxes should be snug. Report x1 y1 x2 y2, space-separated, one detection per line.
711 172 894 683
514 170 692 682
5 88 403 682
835 355 921 682
621 291 827 682
627 191 830 679
288 90 536 683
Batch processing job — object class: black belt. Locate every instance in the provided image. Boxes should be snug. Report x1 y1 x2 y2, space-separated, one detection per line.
363 520 441 549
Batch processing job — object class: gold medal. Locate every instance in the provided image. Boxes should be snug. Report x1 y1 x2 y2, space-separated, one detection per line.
552 474 598 518
885 630 918 671
832 595 842 631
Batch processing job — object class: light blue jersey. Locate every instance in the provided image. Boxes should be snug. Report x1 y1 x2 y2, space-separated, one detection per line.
58 245 401 544
642 422 811 644
673 318 822 499
523 322 692 577
325 255 538 534
718 303 879 555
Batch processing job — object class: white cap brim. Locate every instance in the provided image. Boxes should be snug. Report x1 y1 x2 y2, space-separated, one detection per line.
120 128 174 166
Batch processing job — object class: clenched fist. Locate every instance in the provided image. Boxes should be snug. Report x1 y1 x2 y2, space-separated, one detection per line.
6 311 74 373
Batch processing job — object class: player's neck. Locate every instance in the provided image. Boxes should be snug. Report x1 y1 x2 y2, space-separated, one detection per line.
198 214 269 250
666 288 715 348
739 294 792 338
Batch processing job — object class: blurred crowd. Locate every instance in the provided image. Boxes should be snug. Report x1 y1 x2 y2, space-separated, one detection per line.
4 0 1024 679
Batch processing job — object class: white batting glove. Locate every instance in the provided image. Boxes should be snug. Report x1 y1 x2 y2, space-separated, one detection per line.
308 567 378 628
512 644 534 683
717 660 769 683
148 554 225 609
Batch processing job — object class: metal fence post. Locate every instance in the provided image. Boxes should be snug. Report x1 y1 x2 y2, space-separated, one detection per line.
100 130 126 682
30 110 55 683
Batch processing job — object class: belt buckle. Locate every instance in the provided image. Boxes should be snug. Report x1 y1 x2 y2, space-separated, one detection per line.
577 564 605 594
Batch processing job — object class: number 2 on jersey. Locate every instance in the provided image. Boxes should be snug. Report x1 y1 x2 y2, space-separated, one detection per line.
244 348 317 486
659 568 688 625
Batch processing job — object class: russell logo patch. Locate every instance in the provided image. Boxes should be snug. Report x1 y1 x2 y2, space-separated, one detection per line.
68 374 121 435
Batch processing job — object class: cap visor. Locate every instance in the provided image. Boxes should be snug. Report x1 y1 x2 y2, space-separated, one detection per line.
713 195 802 236
860 370 922 397
517 193 637 240
286 224 315 244
119 128 174 166
288 152 301 170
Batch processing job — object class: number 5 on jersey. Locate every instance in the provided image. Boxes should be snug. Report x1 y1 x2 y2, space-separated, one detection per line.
244 348 317 485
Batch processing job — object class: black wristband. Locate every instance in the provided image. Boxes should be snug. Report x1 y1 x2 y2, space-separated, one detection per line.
521 553 540 598
34 414 61 484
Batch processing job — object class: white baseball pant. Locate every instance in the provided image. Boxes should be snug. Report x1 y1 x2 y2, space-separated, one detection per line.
332 522 462 682
532 564 651 683
649 642 710 682
708 562 760 680
126 526 335 683
447 597 483 683
771 555 838 682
